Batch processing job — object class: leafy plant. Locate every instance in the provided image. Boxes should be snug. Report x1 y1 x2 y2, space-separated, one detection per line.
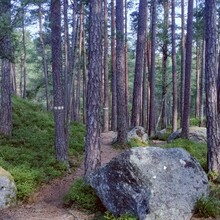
63 178 105 212
194 196 220 218
103 212 137 220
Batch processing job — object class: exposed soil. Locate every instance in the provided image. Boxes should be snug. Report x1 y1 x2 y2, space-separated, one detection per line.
0 132 214 220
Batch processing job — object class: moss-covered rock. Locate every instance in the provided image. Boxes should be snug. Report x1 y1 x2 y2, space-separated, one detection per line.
0 167 16 209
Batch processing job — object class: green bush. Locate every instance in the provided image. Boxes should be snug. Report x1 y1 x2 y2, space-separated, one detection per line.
63 178 105 212
0 96 85 200
127 138 147 148
103 212 137 220
194 196 220 218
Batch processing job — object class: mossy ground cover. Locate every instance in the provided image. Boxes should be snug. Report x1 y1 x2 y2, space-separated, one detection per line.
0 96 85 200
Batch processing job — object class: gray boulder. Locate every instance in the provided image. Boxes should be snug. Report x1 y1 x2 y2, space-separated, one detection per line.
0 167 16 209
127 126 148 144
168 127 207 143
156 129 167 140
86 147 208 220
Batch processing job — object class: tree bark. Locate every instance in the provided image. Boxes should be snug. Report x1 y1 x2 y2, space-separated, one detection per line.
205 0 220 174
180 0 185 128
161 0 169 129
149 0 157 137
0 0 12 136
38 3 49 111
171 0 177 132
51 0 68 163
103 0 109 132
116 0 127 143
131 0 147 127
84 0 102 175
182 0 194 138
111 0 117 131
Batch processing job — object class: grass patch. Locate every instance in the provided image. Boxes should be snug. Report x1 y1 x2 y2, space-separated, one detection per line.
162 138 207 171
103 212 137 220
63 178 105 212
0 96 85 200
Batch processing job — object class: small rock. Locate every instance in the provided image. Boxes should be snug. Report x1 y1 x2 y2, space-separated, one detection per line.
127 126 148 144
0 167 16 209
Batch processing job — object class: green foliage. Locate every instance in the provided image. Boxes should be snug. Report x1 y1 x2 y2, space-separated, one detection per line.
103 212 137 220
0 96 85 200
63 178 105 212
127 139 147 148
162 138 207 171
194 196 220 218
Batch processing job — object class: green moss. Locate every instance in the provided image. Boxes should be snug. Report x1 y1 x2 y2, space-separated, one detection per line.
63 178 105 212
0 96 85 200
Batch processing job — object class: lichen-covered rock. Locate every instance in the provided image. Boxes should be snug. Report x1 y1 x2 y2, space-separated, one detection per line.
168 127 207 143
127 126 148 144
156 129 167 140
86 147 208 220
0 167 16 209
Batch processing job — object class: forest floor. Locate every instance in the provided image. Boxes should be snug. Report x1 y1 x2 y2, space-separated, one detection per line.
0 132 213 220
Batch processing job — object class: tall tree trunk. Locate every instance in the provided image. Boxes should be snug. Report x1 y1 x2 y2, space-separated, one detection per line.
84 0 102 175
199 37 205 126
172 0 177 132
149 0 157 136
22 8 27 99
161 0 169 129
180 0 185 128
131 0 147 127
116 0 127 143
0 0 12 136
103 0 109 132
39 3 49 111
124 0 129 126
111 0 117 131
205 0 220 174
142 3 148 129
11 63 17 95
51 0 68 163
19 58 23 97
182 0 194 138
196 42 201 118
75 5 83 122
82 27 87 124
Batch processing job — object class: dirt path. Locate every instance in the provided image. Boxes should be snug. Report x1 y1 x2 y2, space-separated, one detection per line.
0 131 120 220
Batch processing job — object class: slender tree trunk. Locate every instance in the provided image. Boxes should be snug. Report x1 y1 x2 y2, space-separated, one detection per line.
111 0 117 131
0 0 12 136
182 0 194 138
180 0 185 128
84 0 102 175
11 63 17 95
51 0 68 163
75 5 83 122
20 58 23 97
161 0 169 129
22 9 27 99
39 3 49 111
172 0 177 132
103 0 109 132
200 38 205 126
142 4 148 129
124 0 129 126
196 42 201 118
205 0 220 174
131 0 147 127
149 0 157 136
116 0 127 143
82 27 87 124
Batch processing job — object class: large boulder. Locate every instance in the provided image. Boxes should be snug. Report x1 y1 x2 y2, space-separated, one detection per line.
127 126 148 144
86 147 208 220
0 167 16 209
168 127 207 144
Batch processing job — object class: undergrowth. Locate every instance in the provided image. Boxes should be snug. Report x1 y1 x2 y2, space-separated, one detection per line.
0 96 85 200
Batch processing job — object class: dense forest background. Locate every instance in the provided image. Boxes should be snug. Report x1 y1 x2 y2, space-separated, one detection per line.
0 0 220 174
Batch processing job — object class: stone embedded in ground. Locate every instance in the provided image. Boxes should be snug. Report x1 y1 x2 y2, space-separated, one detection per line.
86 147 208 220
127 126 148 144
0 167 17 210
168 126 207 144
